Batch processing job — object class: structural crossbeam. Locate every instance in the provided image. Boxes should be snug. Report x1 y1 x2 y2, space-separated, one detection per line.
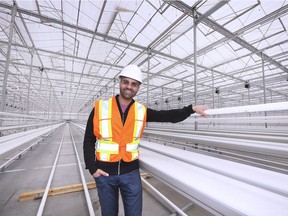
165 0 288 74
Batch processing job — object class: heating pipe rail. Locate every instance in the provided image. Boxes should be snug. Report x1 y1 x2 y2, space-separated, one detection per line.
36 131 65 216
141 177 188 216
144 130 288 158
140 142 288 216
69 125 95 216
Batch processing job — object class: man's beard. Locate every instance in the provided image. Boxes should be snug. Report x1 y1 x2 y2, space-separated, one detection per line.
120 87 137 100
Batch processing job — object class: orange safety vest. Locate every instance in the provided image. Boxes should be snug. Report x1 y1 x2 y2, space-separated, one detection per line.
93 97 147 162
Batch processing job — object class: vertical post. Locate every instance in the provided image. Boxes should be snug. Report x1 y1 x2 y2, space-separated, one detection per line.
161 87 164 110
212 69 215 109
26 49 34 115
0 3 17 130
248 88 250 105
37 68 43 116
193 9 198 131
12 93 16 109
182 80 184 107
48 84 52 119
53 93 56 120
218 93 220 108
212 69 215 127
147 48 151 107
113 78 116 96
262 52 267 128
248 87 251 124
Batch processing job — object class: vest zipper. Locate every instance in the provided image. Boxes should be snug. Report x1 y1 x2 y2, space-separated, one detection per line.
118 160 121 175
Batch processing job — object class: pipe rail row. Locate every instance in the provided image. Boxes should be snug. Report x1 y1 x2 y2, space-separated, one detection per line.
140 141 288 216
193 101 288 116
143 134 288 174
1 136 43 172
145 127 288 143
2 121 287 215
36 124 95 216
0 123 56 133
69 125 95 216
0 123 64 155
140 141 288 197
36 131 65 216
143 130 288 159
141 177 188 216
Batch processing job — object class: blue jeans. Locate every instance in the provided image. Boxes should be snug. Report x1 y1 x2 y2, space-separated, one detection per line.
95 169 142 216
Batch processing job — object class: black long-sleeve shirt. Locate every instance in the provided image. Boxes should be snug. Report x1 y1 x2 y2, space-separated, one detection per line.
83 95 194 176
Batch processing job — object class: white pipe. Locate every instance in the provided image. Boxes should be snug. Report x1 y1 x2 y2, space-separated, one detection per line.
141 141 288 197
0 123 56 132
36 129 65 216
192 101 288 116
140 149 288 216
0 137 42 172
0 111 50 120
69 125 95 216
143 130 288 158
141 177 188 216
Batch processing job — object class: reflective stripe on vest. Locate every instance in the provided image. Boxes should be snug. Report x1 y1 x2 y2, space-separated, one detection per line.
97 141 119 153
133 103 145 140
99 98 112 141
126 102 145 152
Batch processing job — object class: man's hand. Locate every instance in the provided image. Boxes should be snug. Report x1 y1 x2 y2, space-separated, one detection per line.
192 105 208 117
92 169 109 178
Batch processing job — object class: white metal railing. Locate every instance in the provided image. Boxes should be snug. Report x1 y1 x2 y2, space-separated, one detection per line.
197 101 288 115
0 136 43 172
140 141 288 197
0 123 64 155
0 111 60 136
143 129 288 158
140 141 288 216
141 177 188 216
148 101 288 131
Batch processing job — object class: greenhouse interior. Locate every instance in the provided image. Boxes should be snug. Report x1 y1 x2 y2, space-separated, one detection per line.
0 0 287 216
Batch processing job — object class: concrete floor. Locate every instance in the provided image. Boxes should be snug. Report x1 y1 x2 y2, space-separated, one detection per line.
0 123 213 216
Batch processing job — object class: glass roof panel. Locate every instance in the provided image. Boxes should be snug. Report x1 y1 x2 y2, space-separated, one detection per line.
0 0 287 114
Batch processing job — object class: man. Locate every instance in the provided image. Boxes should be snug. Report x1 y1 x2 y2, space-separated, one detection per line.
83 64 208 216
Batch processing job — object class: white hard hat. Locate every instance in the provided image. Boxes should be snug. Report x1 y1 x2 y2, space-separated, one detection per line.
119 64 142 83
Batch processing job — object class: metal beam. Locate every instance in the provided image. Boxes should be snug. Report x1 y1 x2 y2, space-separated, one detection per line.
1 3 17 113
165 0 288 74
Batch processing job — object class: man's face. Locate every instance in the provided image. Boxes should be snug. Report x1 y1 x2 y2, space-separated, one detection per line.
119 77 140 100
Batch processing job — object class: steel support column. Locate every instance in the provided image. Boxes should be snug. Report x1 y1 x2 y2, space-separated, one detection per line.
182 80 184 107
0 3 16 132
147 48 151 106
113 78 116 96
193 9 198 131
1 3 17 113
48 84 52 119
212 69 215 109
26 50 34 115
262 52 268 128
161 87 164 109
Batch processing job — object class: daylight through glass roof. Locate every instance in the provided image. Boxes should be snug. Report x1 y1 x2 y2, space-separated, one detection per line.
0 0 287 118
